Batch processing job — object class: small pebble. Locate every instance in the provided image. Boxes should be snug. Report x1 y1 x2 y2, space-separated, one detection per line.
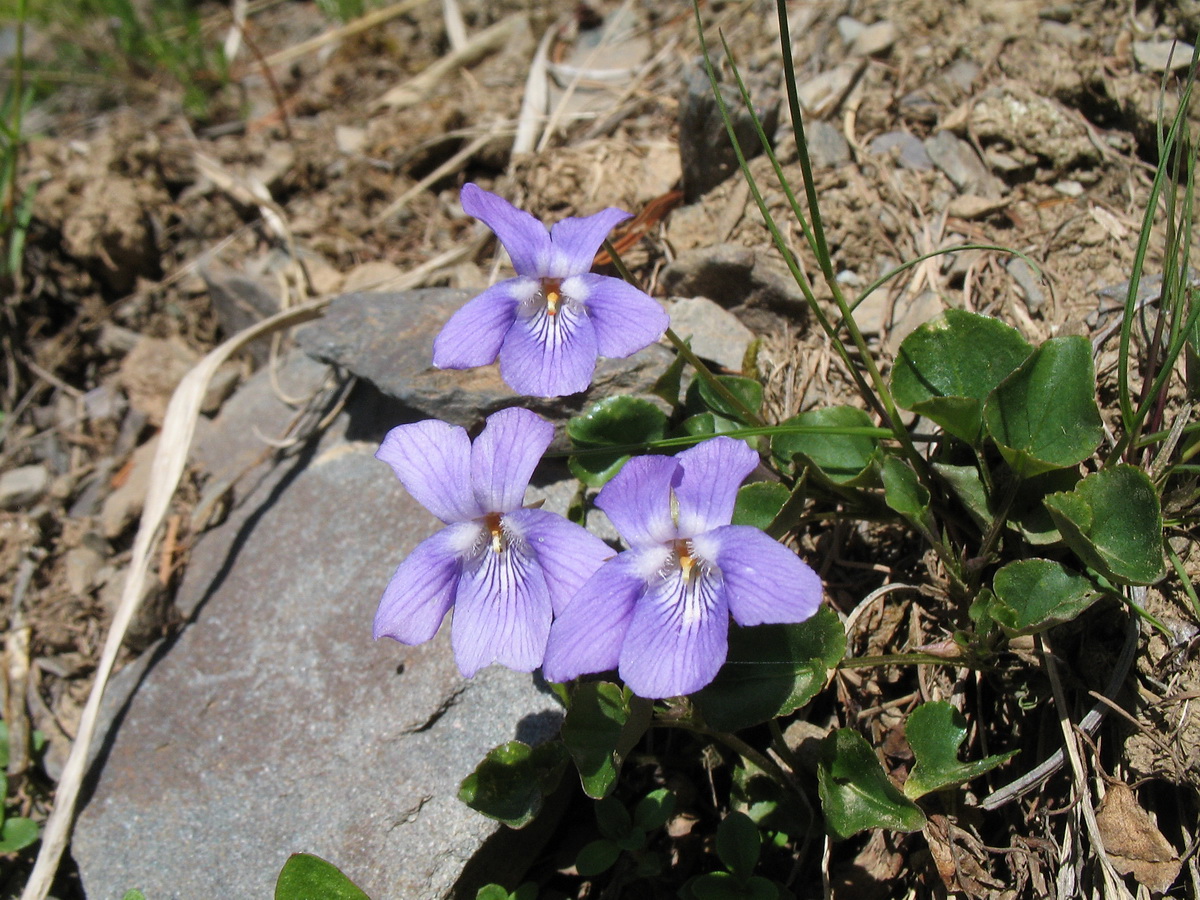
1055 180 1085 197
0 465 50 510
1133 39 1195 73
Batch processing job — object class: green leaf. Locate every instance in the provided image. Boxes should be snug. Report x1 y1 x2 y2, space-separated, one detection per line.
594 795 633 841
652 346 688 406
0 815 38 853
695 609 846 731
931 463 991 530
476 886 511 900
983 336 1103 477
1044 465 1165 585
576 838 622 877
731 482 790 530
880 455 935 535
121 892 147 900
771 406 880 485
560 683 647 799
632 787 676 831
1006 468 1081 545
902 701 1017 799
567 396 670 487
457 740 567 829
891 309 1033 443
687 374 764 424
816 729 926 840
990 559 1102 635
692 872 779 900
274 853 371 900
731 760 811 836
0 721 8 769
716 811 761 881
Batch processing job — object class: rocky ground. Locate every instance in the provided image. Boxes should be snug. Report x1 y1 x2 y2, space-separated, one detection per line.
1 0 1199 897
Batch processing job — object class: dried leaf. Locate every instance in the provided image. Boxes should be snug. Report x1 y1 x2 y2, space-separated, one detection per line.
1095 782 1180 893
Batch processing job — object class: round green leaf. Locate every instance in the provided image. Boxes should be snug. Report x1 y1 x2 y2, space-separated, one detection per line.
694 609 846 731
817 729 926 840
990 559 1102 635
567 396 669 487
771 406 880 485
476 886 511 900
1044 465 1165 585
275 853 370 900
686 374 764 424
731 482 790 530
560 682 637 799
457 740 567 829
891 309 1033 443
0 815 38 853
982 336 1103 476
902 701 1017 800
633 787 676 831
576 838 622 877
594 795 633 841
716 811 761 880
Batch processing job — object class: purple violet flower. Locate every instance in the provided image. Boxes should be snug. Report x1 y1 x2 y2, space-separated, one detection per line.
433 183 669 398
374 407 612 678
543 436 823 699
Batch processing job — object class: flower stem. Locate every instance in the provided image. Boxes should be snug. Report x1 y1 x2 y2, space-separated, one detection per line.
602 238 765 427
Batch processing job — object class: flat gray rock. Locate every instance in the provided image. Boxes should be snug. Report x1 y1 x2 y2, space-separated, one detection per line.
299 289 674 427
74 355 564 899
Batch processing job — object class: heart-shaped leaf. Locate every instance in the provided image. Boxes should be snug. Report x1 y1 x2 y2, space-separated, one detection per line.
633 787 676 831
568 396 670 487
817 729 926 840
275 853 371 900
771 407 880 485
457 740 567 828
891 309 1033 443
1044 465 1165 585
695 609 846 731
902 701 1017 799
687 374 764 424
560 682 649 799
990 559 1102 635
731 481 791 530
983 336 1103 477
716 811 762 880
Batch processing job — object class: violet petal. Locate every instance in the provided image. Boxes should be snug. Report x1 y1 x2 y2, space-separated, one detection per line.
674 437 759 537
433 279 529 369
451 542 552 677
547 207 632 278
506 507 614 615
569 273 668 358
595 454 680 548
498 301 599 397
542 548 663 683
461 183 552 277
376 419 482 523
619 565 729 698
373 522 478 643
470 408 554 513
695 525 822 626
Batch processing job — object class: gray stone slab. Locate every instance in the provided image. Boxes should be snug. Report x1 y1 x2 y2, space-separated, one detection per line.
74 358 564 899
298 289 674 428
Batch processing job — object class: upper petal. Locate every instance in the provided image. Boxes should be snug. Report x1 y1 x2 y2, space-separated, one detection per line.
373 522 479 644
451 543 552 677
542 547 664 684
595 454 680 548
546 207 632 277
506 507 614 615
461 183 552 277
376 419 482 523
470 408 554 513
433 280 529 369
618 564 729 698
674 437 759 537
693 526 822 626
566 273 668 359
498 301 599 397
